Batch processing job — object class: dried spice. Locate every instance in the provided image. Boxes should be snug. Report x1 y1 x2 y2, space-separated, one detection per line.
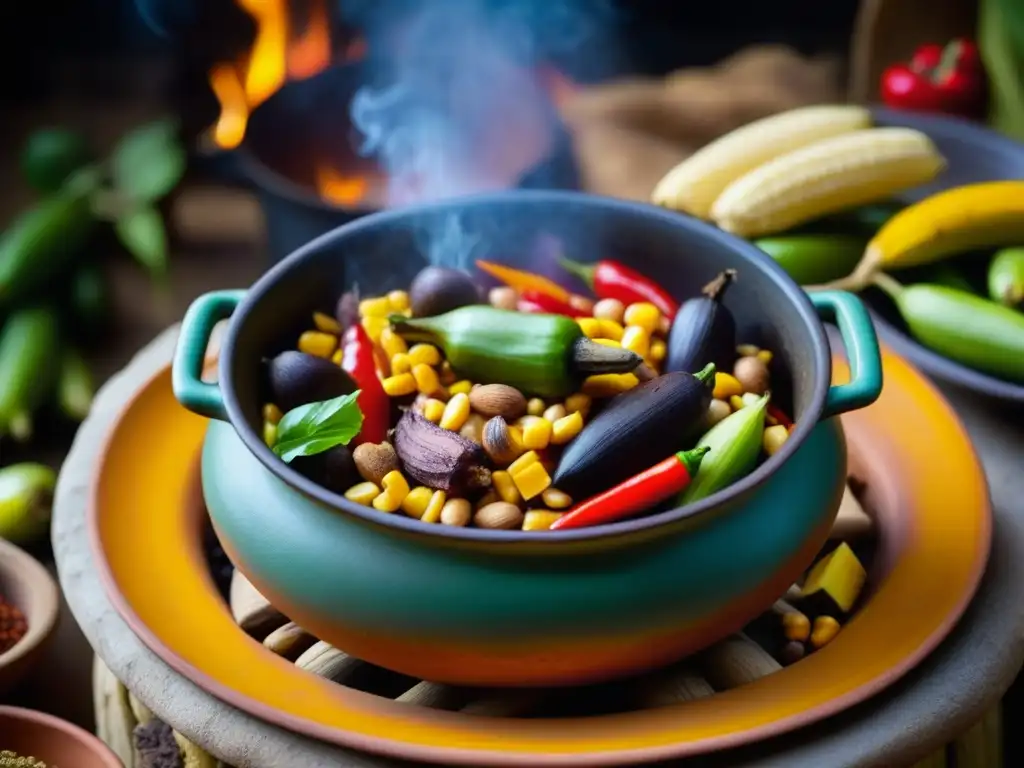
0 595 28 654
0 750 49 767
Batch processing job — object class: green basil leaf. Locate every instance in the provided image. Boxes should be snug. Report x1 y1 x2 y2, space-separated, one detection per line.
273 390 364 463
111 119 186 203
115 206 168 277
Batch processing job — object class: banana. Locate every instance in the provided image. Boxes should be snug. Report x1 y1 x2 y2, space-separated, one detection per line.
651 104 872 218
710 127 946 239
817 180 1024 292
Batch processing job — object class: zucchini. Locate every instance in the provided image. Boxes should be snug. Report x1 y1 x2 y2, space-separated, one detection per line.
0 306 61 441
552 365 715 498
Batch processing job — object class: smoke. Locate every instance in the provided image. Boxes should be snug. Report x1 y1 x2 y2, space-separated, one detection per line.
340 0 619 268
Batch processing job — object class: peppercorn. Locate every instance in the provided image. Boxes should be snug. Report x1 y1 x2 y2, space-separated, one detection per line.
0 595 29 654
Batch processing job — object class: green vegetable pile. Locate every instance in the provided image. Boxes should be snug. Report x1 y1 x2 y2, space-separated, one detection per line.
0 119 185 546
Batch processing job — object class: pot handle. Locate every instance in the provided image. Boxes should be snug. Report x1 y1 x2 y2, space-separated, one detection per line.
810 290 883 420
172 290 246 421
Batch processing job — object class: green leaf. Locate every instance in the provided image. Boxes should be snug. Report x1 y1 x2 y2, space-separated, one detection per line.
273 390 364 463
111 119 186 203
115 206 168 277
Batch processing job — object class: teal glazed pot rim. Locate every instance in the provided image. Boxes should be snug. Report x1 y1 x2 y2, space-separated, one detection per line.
174 190 883 544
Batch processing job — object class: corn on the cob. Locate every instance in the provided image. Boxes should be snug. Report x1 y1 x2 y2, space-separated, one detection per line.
818 180 1024 292
651 105 872 219
710 127 946 239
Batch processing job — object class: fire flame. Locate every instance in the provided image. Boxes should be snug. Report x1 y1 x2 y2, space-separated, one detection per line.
208 0 370 204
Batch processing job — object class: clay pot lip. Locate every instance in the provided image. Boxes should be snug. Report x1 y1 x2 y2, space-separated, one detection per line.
0 539 59 686
218 190 836 544
0 705 123 767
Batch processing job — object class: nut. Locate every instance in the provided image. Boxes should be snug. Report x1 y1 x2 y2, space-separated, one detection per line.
352 442 400 485
488 286 519 310
459 412 487 444
440 498 472 527
482 416 520 464
542 403 567 422
474 501 525 530
733 355 771 395
468 383 528 420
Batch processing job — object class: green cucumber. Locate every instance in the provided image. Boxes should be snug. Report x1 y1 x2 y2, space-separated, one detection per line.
0 306 61 440
754 235 866 286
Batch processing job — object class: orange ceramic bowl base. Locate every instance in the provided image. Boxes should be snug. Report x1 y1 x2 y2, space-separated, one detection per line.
91 348 990 766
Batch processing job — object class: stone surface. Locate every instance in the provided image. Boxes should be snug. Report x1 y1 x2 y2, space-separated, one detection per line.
53 328 1024 768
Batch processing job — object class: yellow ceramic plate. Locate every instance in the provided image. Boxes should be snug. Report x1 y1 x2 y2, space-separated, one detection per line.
90 349 991 766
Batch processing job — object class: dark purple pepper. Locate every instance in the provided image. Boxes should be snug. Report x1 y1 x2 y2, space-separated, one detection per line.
664 270 738 375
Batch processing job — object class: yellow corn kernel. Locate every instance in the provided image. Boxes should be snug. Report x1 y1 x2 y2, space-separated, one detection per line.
313 311 341 334
359 297 392 318
522 510 563 531
564 392 591 416
422 398 446 423
448 379 473 396
407 344 442 367
526 397 546 417
262 421 277 447
345 482 380 506
412 363 441 395
782 611 811 643
387 290 411 312
401 486 434 519
763 424 790 456
729 395 746 411
550 411 584 445
361 316 389 343
263 403 283 424
582 373 639 397
543 404 567 423
382 373 417 397
810 616 842 649
390 353 412 375
576 317 601 338
507 426 526 453
757 349 774 365
372 470 411 512
649 339 667 362
737 343 760 357
492 470 522 504
623 302 661 334
511 461 552 501
541 488 572 509
331 349 343 365
298 330 338 358
440 393 471 431
508 450 540 477
593 338 621 348
379 327 408 358
713 372 744 400
519 416 552 450
421 490 446 523
597 319 625 341
620 325 651 357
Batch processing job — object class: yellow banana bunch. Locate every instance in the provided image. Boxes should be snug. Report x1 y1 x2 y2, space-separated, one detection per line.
651 105 872 219
709 128 946 238
816 180 1024 291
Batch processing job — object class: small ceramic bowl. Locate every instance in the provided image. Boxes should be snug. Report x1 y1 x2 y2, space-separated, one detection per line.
0 706 122 767
0 539 59 696
173 191 883 686
866 107 1024 403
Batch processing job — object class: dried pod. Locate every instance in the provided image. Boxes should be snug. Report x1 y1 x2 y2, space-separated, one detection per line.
392 410 491 494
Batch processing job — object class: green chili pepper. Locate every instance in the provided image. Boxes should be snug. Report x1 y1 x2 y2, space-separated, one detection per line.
0 306 61 440
987 247 1024 309
754 234 866 286
0 462 56 545
57 346 95 422
678 392 769 505
389 305 642 397
0 182 96 309
873 273 1024 382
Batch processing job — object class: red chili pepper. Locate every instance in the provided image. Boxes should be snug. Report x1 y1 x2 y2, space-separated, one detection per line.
550 447 709 531
558 257 679 320
339 323 390 445
767 403 793 430
517 289 588 317
880 39 986 118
